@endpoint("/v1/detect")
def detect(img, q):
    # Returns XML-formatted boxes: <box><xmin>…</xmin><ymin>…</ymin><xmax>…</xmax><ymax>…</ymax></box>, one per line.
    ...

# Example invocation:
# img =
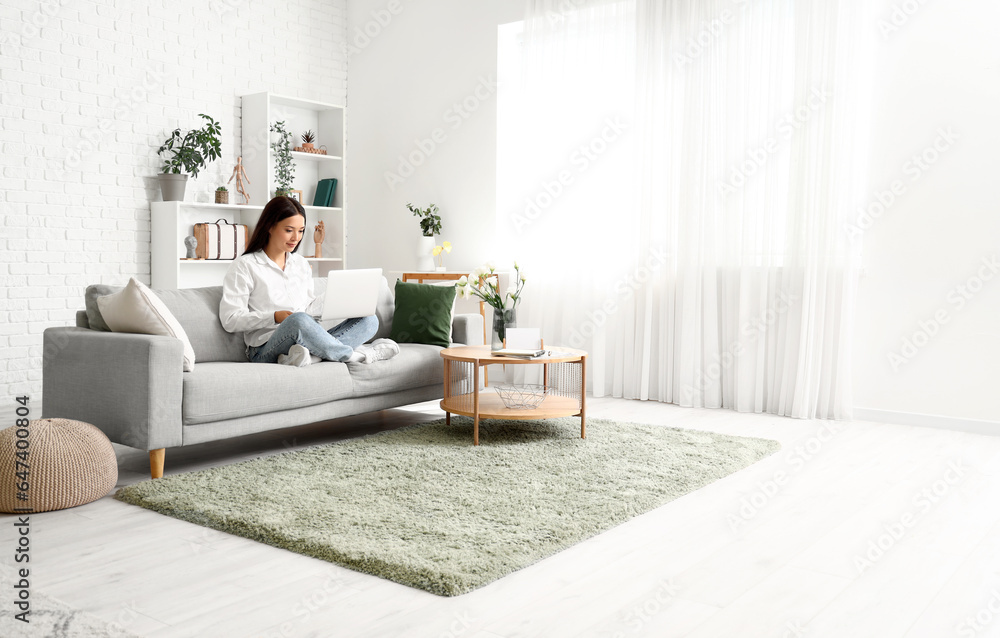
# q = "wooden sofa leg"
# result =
<box><xmin>149</xmin><ymin>449</ymin><xmax>165</xmax><ymax>479</ymax></box>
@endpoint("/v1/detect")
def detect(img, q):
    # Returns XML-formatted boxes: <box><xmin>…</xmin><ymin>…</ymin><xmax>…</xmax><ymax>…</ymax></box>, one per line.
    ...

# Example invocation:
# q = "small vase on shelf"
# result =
<box><xmin>491</xmin><ymin>307</ymin><xmax>517</xmax><ymax>351</ymax></box>
<box><xmin>417</xmin><ymin>235</ymin><xmax>436</xmax><ymax>271</ymax></box>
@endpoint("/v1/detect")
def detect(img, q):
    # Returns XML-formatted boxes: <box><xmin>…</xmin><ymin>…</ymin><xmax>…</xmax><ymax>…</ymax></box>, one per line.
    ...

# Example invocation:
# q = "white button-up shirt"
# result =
<box><xmin>219</xmin><ymin>251</ymin><xmax>324</xmax><ymax>347</ymax></box>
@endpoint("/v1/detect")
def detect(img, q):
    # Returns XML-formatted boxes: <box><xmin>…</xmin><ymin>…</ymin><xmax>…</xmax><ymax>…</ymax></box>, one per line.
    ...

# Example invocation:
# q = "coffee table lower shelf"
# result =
<box><xmin>440</xmin><ymin>393</ymin><xmax>585</xmax><ymax>445</ymax></box>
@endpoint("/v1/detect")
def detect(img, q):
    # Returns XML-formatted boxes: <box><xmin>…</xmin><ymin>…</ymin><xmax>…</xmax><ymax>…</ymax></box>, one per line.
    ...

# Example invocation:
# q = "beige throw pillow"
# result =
<box><xmin>96</xmin><ymin>278</ymin><xmax>196</xmax><ymax>372</ymax></box>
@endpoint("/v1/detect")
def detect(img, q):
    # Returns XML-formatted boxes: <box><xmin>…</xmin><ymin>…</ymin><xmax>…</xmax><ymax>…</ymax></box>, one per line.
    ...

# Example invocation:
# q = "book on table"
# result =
<box><xmin>492</xmin><ymin>349</ymin><xmax>547</xmax><ymax>359</ymax></box>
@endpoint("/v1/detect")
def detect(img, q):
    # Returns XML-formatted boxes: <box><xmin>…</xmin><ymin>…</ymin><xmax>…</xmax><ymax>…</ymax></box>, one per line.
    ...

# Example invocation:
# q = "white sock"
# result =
<box><xmin>277</xmin><ymin>344</ymin><xmax>313</xmax><ymax>367</ymax></box>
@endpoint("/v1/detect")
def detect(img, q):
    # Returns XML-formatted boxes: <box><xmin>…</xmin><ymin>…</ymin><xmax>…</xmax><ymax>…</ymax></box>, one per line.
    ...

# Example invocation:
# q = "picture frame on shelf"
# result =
<box><xmin>289</xmin><ymin>190</ymin><xmax>303</xmax><ymax>203</ymax></box>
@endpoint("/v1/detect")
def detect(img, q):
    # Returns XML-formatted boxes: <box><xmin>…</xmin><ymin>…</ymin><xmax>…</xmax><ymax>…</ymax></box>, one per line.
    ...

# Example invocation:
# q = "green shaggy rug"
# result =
<box><xmin>115</xmin><ymin>417</ymin><xmax>779</xmax><ymax>596</ymax></box>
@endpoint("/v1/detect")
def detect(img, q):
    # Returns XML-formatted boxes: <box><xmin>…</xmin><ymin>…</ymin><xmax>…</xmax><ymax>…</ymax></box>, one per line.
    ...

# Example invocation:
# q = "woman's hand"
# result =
<box><xmin>274</xmin><ymin>310</ymin><xmax>293</xmax><ymax>324</ymax></box>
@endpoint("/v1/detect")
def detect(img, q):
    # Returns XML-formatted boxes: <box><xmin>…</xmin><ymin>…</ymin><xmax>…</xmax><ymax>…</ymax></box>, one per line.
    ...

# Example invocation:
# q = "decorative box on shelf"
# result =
<box><xmin>151</xmin><ymin>201</ymin><xmax>347</xmax><ymax>289</ymax></box>
<box><xmin>292</xmin><ymin>146</ymin><xmax>328</xmax><ymax>155</ymax></box>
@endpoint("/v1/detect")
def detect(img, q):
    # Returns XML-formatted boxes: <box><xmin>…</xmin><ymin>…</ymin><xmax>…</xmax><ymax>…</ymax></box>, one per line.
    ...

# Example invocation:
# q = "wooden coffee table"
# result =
<box><xmin>439</xmin><ymin>345</ymin><xmax>587</xmax><ymax>445</ymax></box>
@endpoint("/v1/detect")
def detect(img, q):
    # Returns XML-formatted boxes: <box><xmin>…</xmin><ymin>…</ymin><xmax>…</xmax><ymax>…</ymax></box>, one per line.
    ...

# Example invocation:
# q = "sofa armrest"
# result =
<box><xmin>42</xmin><ymin>327</ymin><xmax>184</xmax><ymax>451</ymax></box>
<box><xmin>452</xmin><ymin>313</ymin><xmax>484</xmax><ymax>346</ymax></box>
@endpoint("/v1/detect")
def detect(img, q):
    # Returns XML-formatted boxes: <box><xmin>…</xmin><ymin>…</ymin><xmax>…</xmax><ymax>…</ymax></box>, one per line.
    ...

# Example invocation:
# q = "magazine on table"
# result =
<box><xmin>492</xmin><ymin>348</ymin><xmax>547</xmax><ymax>359</ymax></box>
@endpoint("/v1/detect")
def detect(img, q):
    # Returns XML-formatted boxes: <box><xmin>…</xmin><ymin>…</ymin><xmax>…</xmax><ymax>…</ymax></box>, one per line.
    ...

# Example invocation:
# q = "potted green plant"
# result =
<box><xmin>407</xmin><ymin>202</ymin><xmax>442</xmax><ymax>271</ymax></box>
<box><xmin>215</xmin><ymin>186</ymin><xmax>228</xmax><ymax>205</ymax></box>
<box><xmin>156</xmin><ymin>114</ymin><xmax>222</xmax><ymax>202</ymax></box>
<box><xmin>301</xmin><ymin>130</ymin><xmax>316</xmax><ymax>151</ymax></box>
<box><xmin>270</xmin><ymin>121</ymin><xmax>295</xmax><ymax>197</ymax></box>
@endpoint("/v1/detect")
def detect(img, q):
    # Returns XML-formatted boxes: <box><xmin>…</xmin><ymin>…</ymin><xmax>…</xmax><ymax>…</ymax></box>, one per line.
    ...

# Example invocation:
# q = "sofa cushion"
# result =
<box><xmin>86</xmin><ymin>284</ymin><xmax>247</xmax><ymax>363</ymax></box>
<box><xmin>182</xmin><ymin>361</ymin><xmax>355</xmax><ymax>425</ymax></box>
<box><xmin>96</xmin><ymin>278</ymin><xmax>197</xmax><ymax>372</ymax></box>
<box><xmin>389</xmin><ymin>281</ymin><xmax>457</xmax><ymax>348</ymax></box>
<box><xmin>347</xmin><ymin>342</ymin><xmax>446</xmax><ymax>396</ymax></box>
<box><xmin>153</xmin><ymin>287</ymin><xmax>247</xmax><ymax>363</ymax></box>
<box><xmin>85</xmin><ymin>284</ymin><xmax>120</xmax><ymax>332</ymax></box>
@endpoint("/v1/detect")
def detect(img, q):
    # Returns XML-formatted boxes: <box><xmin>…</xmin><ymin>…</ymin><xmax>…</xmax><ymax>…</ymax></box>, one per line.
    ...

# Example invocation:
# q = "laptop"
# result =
<box><xmin>313</xmin><ymin>268</ymin><xmax>383</xmax><ymax>322</ymax></box>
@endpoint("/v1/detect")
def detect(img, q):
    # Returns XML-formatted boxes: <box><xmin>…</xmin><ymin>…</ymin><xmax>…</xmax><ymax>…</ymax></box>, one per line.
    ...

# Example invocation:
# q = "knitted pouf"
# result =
<box><xmin>0</xmin><ymin>418</ymin><xmax>118</xmax><ymax>513</ymax></box>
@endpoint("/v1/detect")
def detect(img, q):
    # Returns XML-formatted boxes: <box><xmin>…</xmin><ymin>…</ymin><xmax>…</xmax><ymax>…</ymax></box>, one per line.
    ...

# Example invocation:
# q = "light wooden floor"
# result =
<box><xmin>3</xmin><ymin>397</ymin><xmax>1000</xmax><ymax>638</ymax></box>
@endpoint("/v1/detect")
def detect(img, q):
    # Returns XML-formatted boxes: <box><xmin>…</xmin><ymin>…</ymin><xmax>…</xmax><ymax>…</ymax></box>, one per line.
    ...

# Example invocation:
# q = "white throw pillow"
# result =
<box><xmin>97</xmin><ymin>278</ymin><xmax>197</xmax><ymax>372</ymax></box>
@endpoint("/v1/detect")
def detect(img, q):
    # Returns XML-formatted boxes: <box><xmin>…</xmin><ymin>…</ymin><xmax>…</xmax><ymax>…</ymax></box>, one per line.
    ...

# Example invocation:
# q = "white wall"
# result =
<box><xmin>347</xmin><ymin>0</ymin><xmax>1000</xmax><ymax>428</ymax></box>
<box><xmin>853</xmin><ymin>0</ymin><xmax>1000</xmax><ymax>427</ymax></box>
<box><xmin>345</xmin><ymin>0</ymin><xmax>522</xmax><ymax>273</ymax></box>
<box><xmin>0</xmin><ymin>0</ymin><xmax>347</xmax><ymax>410</ymax></box>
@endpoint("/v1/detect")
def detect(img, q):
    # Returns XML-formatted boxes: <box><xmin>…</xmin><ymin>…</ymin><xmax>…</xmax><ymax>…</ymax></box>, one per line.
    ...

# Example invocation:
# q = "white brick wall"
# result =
<box><xmin>0</xmin><ymin>0</ymin><xmax>348</xmax><ymax>413</ymax></box>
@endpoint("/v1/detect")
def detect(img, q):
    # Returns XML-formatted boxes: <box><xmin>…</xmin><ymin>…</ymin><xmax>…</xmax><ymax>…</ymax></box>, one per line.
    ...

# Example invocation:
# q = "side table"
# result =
<box><xmin>439</xmin><ymin>345</ymin><xmax>587</xmax><ymax>445</ymax></box>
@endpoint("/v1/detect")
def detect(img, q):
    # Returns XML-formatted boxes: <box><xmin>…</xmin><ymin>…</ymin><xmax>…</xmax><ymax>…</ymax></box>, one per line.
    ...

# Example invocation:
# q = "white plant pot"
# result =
<box><xmin>158</xmin><ymin>173</ymin><xmax>188</xmax><ymax>202</ymax></box>
<box><xmin>417</xmin><ymin>236</ymin><xmax>436</xmax><ymax>271</ymax></box>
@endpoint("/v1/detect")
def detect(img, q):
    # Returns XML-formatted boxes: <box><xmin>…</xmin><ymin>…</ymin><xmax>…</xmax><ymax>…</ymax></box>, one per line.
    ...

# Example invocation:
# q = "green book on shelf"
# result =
<box><xmin>313</xmin><ymin>178</ymin><xmax>338</xmax><ymax>207</ymax></box>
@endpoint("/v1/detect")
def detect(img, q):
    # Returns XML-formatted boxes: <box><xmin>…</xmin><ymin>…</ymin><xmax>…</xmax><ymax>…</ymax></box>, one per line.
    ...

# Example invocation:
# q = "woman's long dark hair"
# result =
<box><xmin>243</xmin><ymin>196</ymin><xmax>307</xmax><ymax>256</ymax></box>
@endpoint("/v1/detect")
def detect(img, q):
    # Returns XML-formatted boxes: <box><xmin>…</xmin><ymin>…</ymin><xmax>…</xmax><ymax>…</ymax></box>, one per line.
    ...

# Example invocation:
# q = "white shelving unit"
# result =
<box><xmin>240</xmin><ymin>92</ymin><xmax>345</xmax><ymax>209</ymax></box>
<box><xmin>290</xmin><ymin>151</ymin><xmax>343</xmax><ymax>163</ymax></box>
<box><xmin>150</xmin><ymin>92</ymin><xmax>348</xmax><ymax>290</ymax></box>
<box><xmin>150</xmin><ymin>201</ymin><xmax>344</xmax><ymax>289</ymax></box>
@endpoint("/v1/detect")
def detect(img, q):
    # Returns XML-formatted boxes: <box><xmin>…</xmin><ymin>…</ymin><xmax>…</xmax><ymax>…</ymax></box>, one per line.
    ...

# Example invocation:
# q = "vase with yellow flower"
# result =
<box><xmin>457</xmin><ymin>261</ymin><xmax>526</xmax><ymax>351</ymax></box>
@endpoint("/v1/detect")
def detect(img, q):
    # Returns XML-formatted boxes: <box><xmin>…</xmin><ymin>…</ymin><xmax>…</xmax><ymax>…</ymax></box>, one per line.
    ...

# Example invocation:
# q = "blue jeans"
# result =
<box><xmin>246</xmin><ymin>313</ymin><xmax>379</xmax><ymax>364</ymax></box>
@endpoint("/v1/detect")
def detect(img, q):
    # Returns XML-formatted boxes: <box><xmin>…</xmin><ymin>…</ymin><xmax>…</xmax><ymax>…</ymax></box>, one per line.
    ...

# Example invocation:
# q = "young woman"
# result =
<box><xmin>220</xmin><ymin>196</ymin><xmax>398</xmax><ymax>366</ymax></box>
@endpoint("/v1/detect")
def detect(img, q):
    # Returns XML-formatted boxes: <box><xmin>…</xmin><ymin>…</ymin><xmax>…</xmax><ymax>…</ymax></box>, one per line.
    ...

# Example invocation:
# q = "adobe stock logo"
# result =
<box><xmin>718</xmin><ymin>87</ymin><xmax>830</xmax><ymax>195</ymax></box>
<box><xmin>683</xmin><ymin>290</ymin><xmax>798</xmax><ymax>403</ymax></box>
<box><xmin>887</xmin><ymin>254</ymin><xmax>999</xmax><ymax>371</ymax></box>
<box><xmin>844</xmin><ymin>127</ymin><xmax>958</xmax><ymax>242</ymax></box>
<box><xmin>672</xmin><ymin>10</ymin><xmax>736</xmax><ymax>67</ymax></box>
<box><xmin>878</xmin><ymin>0</ymin><xmax>933</xmax><ymax>40</ymax></box>
<box><xmin>383</xmin><ymin>75</ymin><xmax>498</xmax><ymax>190</ymax></box>
<box><xmin>957</xmin><ymin>591</ymin><xmax>1000</xmax><ymax>638</ymax></box>
<box><xmin>0</xmin><ymin>0</ymin><xmax>73</xmax><ymax>57</ymax></box>
<box><xmin>727</xmin><ymin>420</ymin><xmax>845</xmax><ymax>533</ymax></box>
<box><xmin>510</xmin><ymin>116</ymin><xmax>629</xmax><ymax>233</ymax></box>
<box><xmin>342</xmin><ymin>0</ymin><xmax>403</xmax><ymax>59</ymax></box>
<box><xmin>853</xmin><ymin>460</ymin><xmax>967</xmax><ymax>574</ymax></box>
<box><xmin>566</xmin><ymin>248</ymin><xmax>667</xmax><ymax>349</ymax></box>
<box><xmin>606</xmin><ymin>579</ymin><xmax>679</xmax><ymax>637</ymax></box>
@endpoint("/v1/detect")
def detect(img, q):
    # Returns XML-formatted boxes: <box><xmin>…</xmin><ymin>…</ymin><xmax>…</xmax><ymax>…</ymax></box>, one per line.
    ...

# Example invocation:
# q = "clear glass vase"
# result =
<box><xmin>491</xmin><ymin>307</ymin><xmax>517</xmax><ymax>351</ymax></box>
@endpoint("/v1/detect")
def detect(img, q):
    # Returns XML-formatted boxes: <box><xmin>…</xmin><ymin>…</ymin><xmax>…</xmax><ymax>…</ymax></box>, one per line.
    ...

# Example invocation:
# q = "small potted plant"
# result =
<box><xmin>156</xmin><ymin>114</ymin><xmax>222</xmax><ymax>201</ymax></box>
<box><xmin>270</xmin><ymin>121</ymin><xmax>295</xmax><ymax>197</ymax></box>
<box><xmin>406</xmin><ymin>203</ymin><xmax>442</xmax><ymax>271</ymax></box>
<box><xmin>215</xmin><ymin>186</ymin><xmax>228</xmax><ymax>204</ymax></box>
<box><xmin>301</xmin><ymin>130</ymin><xmax>316</xmax><ymax>151</ymax></box>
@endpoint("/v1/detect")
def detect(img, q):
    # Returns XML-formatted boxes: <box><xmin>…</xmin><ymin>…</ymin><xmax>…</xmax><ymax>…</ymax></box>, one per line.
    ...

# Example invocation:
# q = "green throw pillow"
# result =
<box><xmin>389</xmin><ymin>280</ymin><xmax>457</xmax><ymax>347</ymax></box>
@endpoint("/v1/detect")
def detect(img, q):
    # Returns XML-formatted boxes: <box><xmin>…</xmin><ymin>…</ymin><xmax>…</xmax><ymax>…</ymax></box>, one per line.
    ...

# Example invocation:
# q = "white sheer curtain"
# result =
<box><xmin>498</xmin><ymin>0</ymin><xmax>873</xmax><ymax>419</ymax></box>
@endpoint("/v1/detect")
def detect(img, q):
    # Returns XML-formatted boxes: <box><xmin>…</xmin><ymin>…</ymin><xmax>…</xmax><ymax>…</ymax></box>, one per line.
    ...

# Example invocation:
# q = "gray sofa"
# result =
<box><xmin>42</xmin><ymin>277</ymin><xmax>482</xmax><ymax>478</ymax></box>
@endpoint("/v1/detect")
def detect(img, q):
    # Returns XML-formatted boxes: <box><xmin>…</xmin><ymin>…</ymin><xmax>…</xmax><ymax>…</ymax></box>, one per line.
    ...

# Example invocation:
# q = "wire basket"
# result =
<box><xmin>494</xmin><ymin>384</ymin><xmax>549</xmax><ymax>410</ymax></box>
